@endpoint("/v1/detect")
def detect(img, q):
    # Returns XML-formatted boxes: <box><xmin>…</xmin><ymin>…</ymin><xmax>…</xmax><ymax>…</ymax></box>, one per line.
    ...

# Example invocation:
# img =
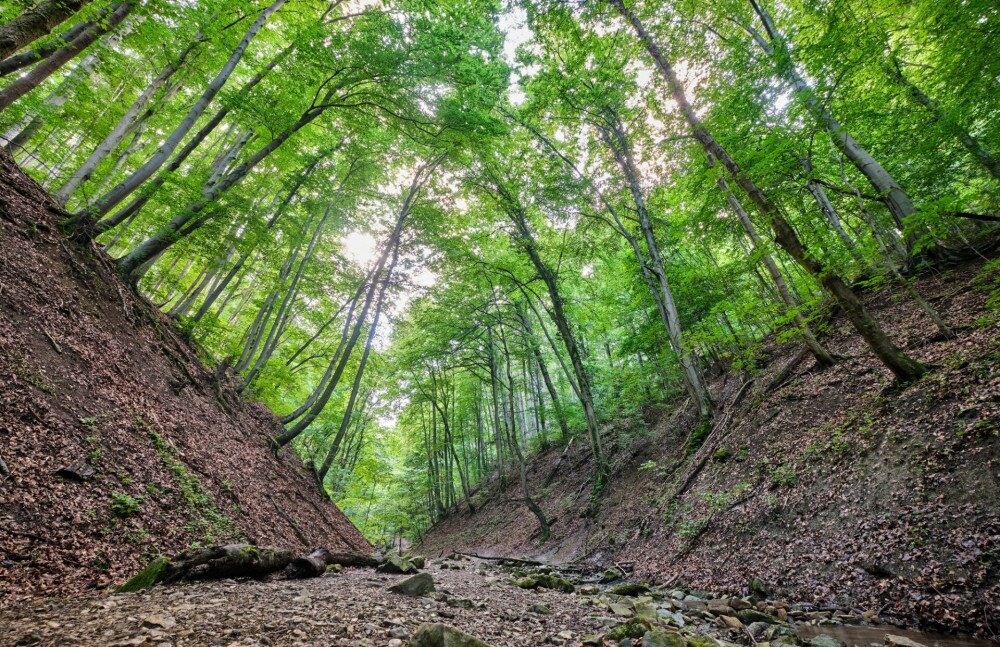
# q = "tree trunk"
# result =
<box><xmin>611</xmin><ymin>0</ymin><xmax>926</xmax><ymax>382</ymax></box>
<box><xmin>70</xmin><ymin>0</ymin><xmax>287</xmax><ymax>230</ymax></box>
<box><xmin>0</xmin><ymin>2</ymin><xmax>131</xmax><ymax>112</ymax></box>
<box><xmin>0</xmin><ymin>0</ymin><xmax>92</xmax><ymax>61</ymax></box>
<box><xmin>887</xmin><ymin>58</ymin><xmax>1000</xmax><ymax>180</ymax></box>
<box><xmin>53</xmin><ymin>33</ymin><xmax>203</xmax><ymax>203</ymax></box>
<box><xmin>600</xmin><ymin>114</ymin><xmax>712</xmax><ymax>416</ymax></box>
<box><xmin>746</xmin><ymin>0</ymin><xmax>917</xmax><ymax>237</ymax></box>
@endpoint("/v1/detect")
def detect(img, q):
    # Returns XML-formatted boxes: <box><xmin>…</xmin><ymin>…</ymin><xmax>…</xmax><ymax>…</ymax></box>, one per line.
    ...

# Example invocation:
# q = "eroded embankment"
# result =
<box><xmin>418</xmin><ymin>258</ymin><xmax>1000</xmax><ymax>637</ymax></box>
<box><xmin>0</xmin><ymin>150</ymin><xmax>370</xmax><ymax>603</ymax></box>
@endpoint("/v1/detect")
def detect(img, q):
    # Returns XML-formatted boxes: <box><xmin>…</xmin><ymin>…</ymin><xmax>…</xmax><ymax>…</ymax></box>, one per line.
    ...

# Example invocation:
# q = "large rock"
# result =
<box><xmin>808</xmin><ymin>635</ymin><xmax>847</xmax><ymax>647</ymax></box>
<box><xmin>643</xmin><ymin>629</ymin><xmax>685</xmax><ymax>647</ymax></box>
<box><xmin>884</xmin><ymin>636</ymin><xmax>928</xmax><ymax>647</ymax></box>
<box><xmin>378</xmin><ymin>553</ymin><xmax>417</xmax><ymax>574</ymax></box>
<box><xmin>736</xmin><ymin>609</ymin><xmax>780</xmax><ymax>625</ymax></box>
<box><xmin>410</xmin><ymin>623</ymin><xmax>489</xmax><ymax>647</ymax></box>
<box><xmin>607</xmin><ymin>582</ymin><xmax>652</xmax><ymax>597</ymax></box>
<box><xmin>513</xmin><ymin>574</ymin><xmax>574</xmax><ymax>593</ymax></box>
<box><xmin>389</xmin><ymin>572</ymin><xmax>435</xmax><ymax>596</ymax></box>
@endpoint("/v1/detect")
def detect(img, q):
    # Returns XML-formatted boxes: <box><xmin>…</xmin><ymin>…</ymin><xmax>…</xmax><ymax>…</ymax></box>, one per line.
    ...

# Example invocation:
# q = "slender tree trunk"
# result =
<box><xmin>276</xmin><ymin>160</ymin><xmax>438</xmax><ymax>445</ymax></box>
<box><xmin>600</xmin><ymin>115</ymin><xmax>712</xmax><ymax>416</ymax></box>
<box><xmin>116</xmin><ymin>101</ymin><xmax>327</xmax><ymax>280</ymax></box>
<box><xmin>887</xmin><ymin>58</ymin><xmax>1000</xmax><ymax>180</ymax></box>
<box><xmin>70</xmin><ymin>0</ymin><xmax>287</xmax><ymax>230</ymax></box>
<box><xmin>745</xmin><ymin>1</ymin><xmax>917</xmax><ymax>238</ymax></box>
<box><xmin>53</xmin><ymin>34</ymin><xmax>204</xmax><ymax>203</ymax></box>
<box><xmin>717</xmin><ymin>165</ymin><xmax>835</xmax><ymax>366</ymax></box>
<box><xmin>495</xmin><ymin>186</ymin><xmax>607</xmax><ymax>486</ymax></box>
<box><xmin>612</xmin><ymin>0</ymin><xmax>926</xmax><ymax>382</ymax></box>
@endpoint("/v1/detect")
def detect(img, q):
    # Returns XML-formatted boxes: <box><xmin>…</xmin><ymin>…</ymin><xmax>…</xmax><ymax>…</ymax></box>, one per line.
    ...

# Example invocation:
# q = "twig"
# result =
<box><xmin>41</xmin><ymin>328</ymin><xmax>62</xmax><ymax>354</ymax></box>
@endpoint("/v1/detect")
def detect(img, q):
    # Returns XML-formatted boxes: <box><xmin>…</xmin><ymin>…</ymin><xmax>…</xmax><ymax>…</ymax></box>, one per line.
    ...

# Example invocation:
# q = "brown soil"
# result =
<box><xmin>418</xmin><ymin>258</ymin><xmax>1000</xmax><ymax>638</ymax></box>
<box><xmin>0</xmin><ymin>150</ymin><xmax>369</xmax><ymax>604</ymax></box>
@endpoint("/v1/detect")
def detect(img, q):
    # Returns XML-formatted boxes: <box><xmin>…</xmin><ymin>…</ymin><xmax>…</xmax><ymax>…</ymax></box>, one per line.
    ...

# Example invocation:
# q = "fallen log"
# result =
<box><xmin>162</xmin><ymin>544</ymin><xmax>294</xmax><ymax>583</ymax></box>
<box><xmin>324</xmin><ymin>551</ymin><xmax>383</xmax><ymax>568</ymax></box>
<box><xmin>287</xmin><ymin>548</ymin><xmax>334</xmax><ymax>578</ymax></box>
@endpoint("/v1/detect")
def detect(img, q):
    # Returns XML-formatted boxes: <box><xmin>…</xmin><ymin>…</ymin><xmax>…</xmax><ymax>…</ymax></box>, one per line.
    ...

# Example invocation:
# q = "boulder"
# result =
<box><xmin>605</xmin><ymin>618</ymin><xmax>652</xmax><ymax>641</ymax></box>
<box><xmin>411</xmin><ymin>556</ymin><xmax>426</xmax><ymax>569</ymax></box>
<box><xmin>388</xmin><ymin>573</ymin><xmax>435</xmax><ymax>597</ymax></box>
<box><xmin>378</xmin><ymin>553</ymin><xmax>417</xmax><ymax>574</ymax></box>
<box><xmin>410</xmin><ymin>623</ymin><xmax>488</xmax><ymax>647</ymax></box>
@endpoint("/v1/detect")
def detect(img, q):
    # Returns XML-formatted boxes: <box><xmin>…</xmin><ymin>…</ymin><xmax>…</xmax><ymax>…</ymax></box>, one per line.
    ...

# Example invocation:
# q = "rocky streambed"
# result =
<box><xmin>0</xmin><ymin>553</ymin><xmax>993</xmax><ymax>646</ymax></box>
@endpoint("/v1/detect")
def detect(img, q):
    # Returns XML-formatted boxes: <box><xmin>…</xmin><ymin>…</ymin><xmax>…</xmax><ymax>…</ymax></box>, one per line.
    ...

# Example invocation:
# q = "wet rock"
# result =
<box><xmin>55</xmin><ymin>461</ymin><xmax>96</xmax><ymax>482</ymax></box>
<box><xmin>388</xmin><ymin>573</ymin><xmax>435</xmax><ymax>597</ymax></box>
<box><xmin>706</xmin><ymin>599</ymin><xmax>734</xmax><ymax>615</ymax></box>
<box><xmin>885</xmin><ymin>636</ymin><xmax>928</xmax><ymax>647</ymax></box>
<box><xmin>410</xmin><ymin>623</ymin><xmax>488</xmax><ymax>647</ymax></box>
<box><xmin>642</xmin><ymin>629</ymin><xmax>685</xmax><ymax>647</ymax></box>
<box><xmin>600</xmin><ymin>569</ymin><xmax>622</xmax><ymax>583</ymax></box>
<box><xmin>808</xmin><ymin>635</ymin><xmax>847</xmax><ymax>647</ymax></box>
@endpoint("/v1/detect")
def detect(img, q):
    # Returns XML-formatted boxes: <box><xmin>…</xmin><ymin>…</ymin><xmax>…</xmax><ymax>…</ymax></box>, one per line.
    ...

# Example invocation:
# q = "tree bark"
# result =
<box><xmin>0</xmin><ymin>0</ymin><xmax>92</xmax><ymax>61</ymax></box>
<box><xmin>0</xmin><ymin>2</ymin><xmax>131</xmax><ymax>112</ymax></box>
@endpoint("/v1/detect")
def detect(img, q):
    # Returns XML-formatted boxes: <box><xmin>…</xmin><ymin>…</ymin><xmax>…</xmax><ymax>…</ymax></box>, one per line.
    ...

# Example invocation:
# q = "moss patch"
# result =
<box><xmin>117</xmin><ymin>556</ymin><xmax>170</xmax><ymax>592</ymax></box>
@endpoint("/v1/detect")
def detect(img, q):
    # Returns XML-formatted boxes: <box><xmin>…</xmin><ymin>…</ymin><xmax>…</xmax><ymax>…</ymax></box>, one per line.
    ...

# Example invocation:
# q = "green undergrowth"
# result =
<box><xmin>143</xmin><ymin>420</ymin><xmax>234</xmax><ymax>540</ymax></box>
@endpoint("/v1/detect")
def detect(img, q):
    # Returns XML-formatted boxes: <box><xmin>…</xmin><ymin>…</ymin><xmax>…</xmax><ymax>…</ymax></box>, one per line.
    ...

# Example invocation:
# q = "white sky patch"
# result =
<box><xmin>341</xmin><ymin>231</ymin><xmax>378</xmax><ymax>267</ymax></box>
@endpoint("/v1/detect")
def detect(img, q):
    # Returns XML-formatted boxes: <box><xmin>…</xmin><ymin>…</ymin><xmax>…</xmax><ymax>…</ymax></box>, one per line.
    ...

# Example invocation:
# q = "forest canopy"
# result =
<box><xmin>1</xmin><ymin>0</ymin><xmax>997</xmax><ymax>543</ymax></box>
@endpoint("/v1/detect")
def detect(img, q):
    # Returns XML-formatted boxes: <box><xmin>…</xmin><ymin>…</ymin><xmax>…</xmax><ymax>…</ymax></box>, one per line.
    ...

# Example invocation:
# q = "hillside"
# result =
<box><xmin>417</xmin><ymin>259</ymin><xmax>1000</xmax><ymax>637</ymax></box>
<box><xmin>0</xmin><ymin>150</ymin><xmax>369</xmax><ymax>604</ymax></box>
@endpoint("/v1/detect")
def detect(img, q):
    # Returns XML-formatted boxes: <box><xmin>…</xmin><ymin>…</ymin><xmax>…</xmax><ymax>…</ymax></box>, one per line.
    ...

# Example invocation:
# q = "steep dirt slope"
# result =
<box><xmin>418</xmin><ymin>258</ymin><xmax>1000</xmax><ymax>637</ymax></box>
<box><xmin>0</xmin><ymin>151</ymin><xmax>369</xmax><ymax>604</ymax></box>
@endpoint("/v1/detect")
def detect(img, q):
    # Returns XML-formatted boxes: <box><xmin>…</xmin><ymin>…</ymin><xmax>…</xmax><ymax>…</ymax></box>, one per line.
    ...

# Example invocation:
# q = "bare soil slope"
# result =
<box><xmin>418</xmin><ymin>258</ymin><xmax>1000</xmax><ymax>637</ymax></box>
<box><xmin>0</xmin><ymin>151</ymin><xmax>369</xmax><ymax>604</ymax></box>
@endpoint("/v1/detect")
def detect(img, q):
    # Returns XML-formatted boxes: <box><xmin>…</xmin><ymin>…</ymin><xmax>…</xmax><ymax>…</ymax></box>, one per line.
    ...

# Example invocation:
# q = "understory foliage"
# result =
<box><xmin>1</xmin><ymin>0</ymin><xmax>996</xmax><ymax>543</ymax></box>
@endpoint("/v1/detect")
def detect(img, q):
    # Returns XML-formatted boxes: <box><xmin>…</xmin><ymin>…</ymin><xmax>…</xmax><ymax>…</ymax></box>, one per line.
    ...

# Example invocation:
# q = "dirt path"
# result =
<box><xmin>0</xmin><ymin>558</ymin><xmax>606</xmax><ymax>646</ymax></box>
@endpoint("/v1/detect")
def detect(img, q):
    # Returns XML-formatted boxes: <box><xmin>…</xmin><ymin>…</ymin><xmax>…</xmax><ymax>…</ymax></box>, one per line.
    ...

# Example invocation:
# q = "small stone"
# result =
<box><xmin>558</xmin><ymin>630</ymin><xmax>574</xmax><ymax>640</ymax></box>
<box><xmin>389</xmin><ymin>641</ymin><xmax>403</xmax><ymax>647</ymax></box>
<box><xmin>720</xmin><ymin>616</ymin><xmax>742</xmax><ymax>629</ymax></box>
<box><xmin>141</xmin><ymin>614</ymin><xmax>176</xmax><ymax>631</ymax></box>
<box><xmin>529</xmin><ymin>604</ymin><xmax>551</xmax><ymax>615</ymax></box>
